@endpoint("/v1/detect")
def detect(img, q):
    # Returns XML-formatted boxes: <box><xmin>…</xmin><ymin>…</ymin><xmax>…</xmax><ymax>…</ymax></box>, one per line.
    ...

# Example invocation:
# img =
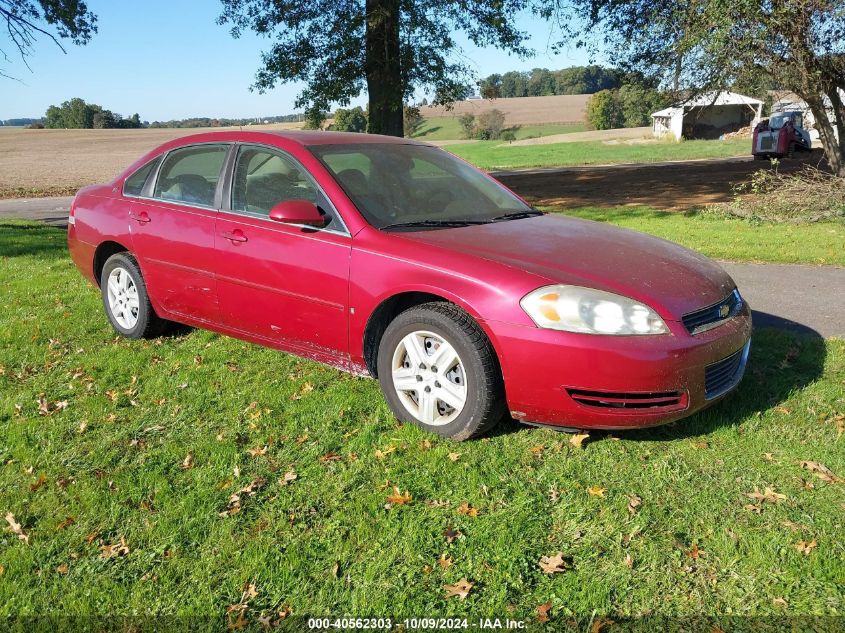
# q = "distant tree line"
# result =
<box><xmin>44</xmin><ymin>98</ymin><xmax>143</xmax><ymax>129</ymax></box>
<box><xmin>0</xmin><ymin>118</ymin><xmax>42</xmax><ymax>127</ymax></box>
<box><xmin>478</xmin><ymin>66</ymin><xmax>624</xmax><ymax>98</ymax></box>
<box><xmin>149</xmin><ymin>113</ymin><xmax>306</xmax><ymax>128</ymax></box>
<box><xmin>586</xmin><ymin>85</ymin><xmax>670</xmax><ymax>130</ymax></box>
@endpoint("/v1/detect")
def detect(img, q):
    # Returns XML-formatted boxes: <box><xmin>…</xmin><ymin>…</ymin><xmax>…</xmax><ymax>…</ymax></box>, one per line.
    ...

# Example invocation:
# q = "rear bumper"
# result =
<box><xmin>489</xmin><ymin>304</ymin><xmax>753</xmax><ymax>430</ymax></box>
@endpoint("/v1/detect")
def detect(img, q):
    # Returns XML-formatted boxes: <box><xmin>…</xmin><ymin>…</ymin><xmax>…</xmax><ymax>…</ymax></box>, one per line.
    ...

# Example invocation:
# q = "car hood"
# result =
<box><xmin>398</xmin><ymin>214</ymin><xmax>735</xmax><ymax>320</ymax></box>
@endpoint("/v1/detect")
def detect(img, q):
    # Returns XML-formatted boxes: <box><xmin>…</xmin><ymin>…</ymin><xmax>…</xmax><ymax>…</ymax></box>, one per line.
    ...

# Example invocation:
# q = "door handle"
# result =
<box><xmin>129</xmin><ymin>211</ymin><xmax>151</xmax><ymax>224</ymax></box>
<box><xmin>221</xmin><ymin>230</ymin><xmax>248</xmax><ymax>243</ymax></box>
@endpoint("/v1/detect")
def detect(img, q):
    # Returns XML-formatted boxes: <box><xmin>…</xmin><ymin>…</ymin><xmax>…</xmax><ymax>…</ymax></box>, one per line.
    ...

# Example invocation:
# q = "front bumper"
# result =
<box><xmin>488</xmin><ymin>304</ymin><xmax>752</xmax><ymax>430</ymax></box>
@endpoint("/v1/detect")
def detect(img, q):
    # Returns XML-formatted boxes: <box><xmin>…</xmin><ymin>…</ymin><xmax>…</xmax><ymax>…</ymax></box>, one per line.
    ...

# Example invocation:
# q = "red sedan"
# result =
<box><xmin>68</xmin><ymin>131</ymin><xmax>751</xmax><ymax>440</ymax></box>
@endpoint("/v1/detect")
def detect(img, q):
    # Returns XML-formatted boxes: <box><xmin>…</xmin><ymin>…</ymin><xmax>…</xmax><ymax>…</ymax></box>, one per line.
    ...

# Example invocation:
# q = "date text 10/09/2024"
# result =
<box><xmin>307</xmin><ymin>618</ymin><xmax>527</xmax><ymax>629</ymax></box>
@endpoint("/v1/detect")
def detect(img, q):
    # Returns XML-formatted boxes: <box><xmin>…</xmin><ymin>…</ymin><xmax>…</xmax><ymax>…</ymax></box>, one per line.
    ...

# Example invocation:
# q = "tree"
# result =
<box><xmin>330</xmin><ymin>106</ymin><xmax>368</xmax><ymax>132</ymax></box>
<box><xmin>567</xmin><ymin>0</ymin><xmax>845</xmax><ymax>174</ymax></box>
<box><xmin>1</xmin><ymin>0</ymin><xmax>97</xmax><ymax>79</ymax></box>
<box><xmin>403</xmin><ymin>105</ymin><xmax>424</xmax><ymax>137</ymax></box>
<box><xmin>43</xmin><ymin>98</ymin><xmax>143</xmax><ymax>129</ymax></box>
<box><xmin>475</xmin><ymin>109</ymin><xmax>506</xmax><ymax>139</ymax></box>
<box><xmin>218</xmin><ymin>1</ymin><xmax>534</xmax><ymax>137</ymax></box>
<box><xmin>458</xmin><ymin>114</ymin><xmax>476</xmax><ymax>139</ymax></box>
<box><xmin>586</xmin><ymin>90</ymin><xmax>623</xmax><ymax>129</ymax></box>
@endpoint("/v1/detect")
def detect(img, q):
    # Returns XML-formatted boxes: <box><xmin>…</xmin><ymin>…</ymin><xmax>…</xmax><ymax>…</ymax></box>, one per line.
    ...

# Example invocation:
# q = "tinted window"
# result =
<box><xmin>123</xmin><ymin>158</ymin><xmax>160</xmax><ymax>197</ymax></box>
<box><xmin>231</xmin><ymin>147</ymin><xmax>320</xmax><ymax>217</ymax></box>
<box><xmin>153</xmin><ymin>145</ymin><xmax>228</xmax><ymax>207</ymax></box>
<box><xmin>310</xmin><ymin>143</ymin><xmax>531</xmax><ymax>229</ymax></box>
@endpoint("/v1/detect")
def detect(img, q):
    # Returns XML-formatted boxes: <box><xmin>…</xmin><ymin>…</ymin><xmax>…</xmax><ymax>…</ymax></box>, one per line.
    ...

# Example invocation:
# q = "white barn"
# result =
<box><xmin>652</xmin><ymin>91</ymin><xmax>763</xmax><ymax>141</ymax></box>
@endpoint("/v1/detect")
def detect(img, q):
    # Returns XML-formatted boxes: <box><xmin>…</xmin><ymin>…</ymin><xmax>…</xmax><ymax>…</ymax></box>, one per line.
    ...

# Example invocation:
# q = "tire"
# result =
<box><xmin>787</xmin><ymin>143</ymin><xmax>795</xmax><ymax>159</ymax></box>
<box><xmin>376</xmin><ymin>302</ymin><xmax>506</xmax><ymax>440</ymax></box>
<box><xmin>100</xmin><ymin>252</ymin><xmax>167</xmax><ymax>339</ymax></box>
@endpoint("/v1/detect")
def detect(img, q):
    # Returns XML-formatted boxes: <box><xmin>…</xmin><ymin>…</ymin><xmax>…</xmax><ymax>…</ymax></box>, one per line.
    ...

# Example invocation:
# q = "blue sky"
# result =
<box><xmin>2</xmin><ymin>1</ymin><xmax>598</xmax><ymax>121</ymax></box>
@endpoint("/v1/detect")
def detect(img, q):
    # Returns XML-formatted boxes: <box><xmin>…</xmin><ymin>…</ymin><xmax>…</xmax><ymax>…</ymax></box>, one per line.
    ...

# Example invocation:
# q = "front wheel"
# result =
<box><xmin>376</xmin><ymin>303</ymin><xmax>506</xmax><ymax>440</ymax></box>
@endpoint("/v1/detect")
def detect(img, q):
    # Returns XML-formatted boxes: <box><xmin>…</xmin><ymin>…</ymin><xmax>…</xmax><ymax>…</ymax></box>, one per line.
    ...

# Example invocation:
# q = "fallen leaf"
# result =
<box><xmin>538</xmin><ymin>552</ymin><xmax>571</xmax><ymax>574</ymax></box>
<box><xmin>762</xmin><ymin>452</ymin><xmax>775</xmax><ymax>462</ymax></box>
<box><xmin>687</xmin><ymin>544</ymin><xmax>702</xmax><ymax>560</ymax></box>
<box><xmin>180</xmin><ymin>453</ymin><xmax>193</xmax><ymax>470</ymax></box>
<box><xmin>279</xmin><ymin>471</ymin><xmax>297</xmax><ymax>486</ymax></box>
<box><xmin>457</xmin><ymin>502</ymin><xmax>479</xmax><ymax>517</ymax></box>
<box><xmin>56</xmin><ymin>563</ymin><xmax>69</xmax><ymax>574</ymax></box>
<box><xmin>447</xmin><ymin>452</ymin><xmax>461</xmax><ymax>462</ymax></box>
<box><xmin>248</xmin><ymin>446</ymin><xmax>268</xmax><ymax>458</ymax></box>
<box><xmin>99</xmin><ymin>536</ymin><xmax>129</xmax><ymax>559</ymax></box>
<box><xmin>443</xmin><ymin>527</ymin><xmax>462</xmax><ymax>543</ymax></box>
<box><xmin>569</xmin><ymin>432</ymin><xmax>590</xmax><ymax>449</ymax></box>
<box><xmin>536</xmin><ymin>602</ymin><xmax>552</xmax><ymax>623</ymax></box>
<box><xmin>794</xmin><ymin>539</ymin><xmax>817</xmax><ymax>555</ymax></box>
<box><xmin>743</xmin><ymin>504</ymin><xmax>762</xmax><ymax>513</ymax></box>
<box><xmin>438</xmin><ymin>553</ymin><xmax>453</xmax><ymax>569</ymax></box>
<box><xmin>320</xmin><ymin>451</ymin><xmax>341</xmax><ymax>463</ymax></box>
<box><xmin>241</xmin><ymin>582</ymin><xmax>259</xmax><ymax>602</ymax></box>
<box><xmin>443</xmin><ymin>578</ymin><xmax>473</xmax><ymax>599</ymax></box>
<box><xmin>773</xmin><ymin>597</ymin><xmax>788</xmax><ymax>607</ymax></box>
<box><xmin>5</xmin><ymin>512</ymin><xmax>29</xmax><ymax>544</ymax></box>
<box><xmin>590</xmin><ymin>617</ymin><xmax>615</xmax><ymax>633</ymax></box>
<box><xmin>0</xmin><ymin>564</ymin><xmax>4</xmax><ymax>575</ymax></box>
<box><xmin>30</xmin><ymin>473</ymin><xmax>47</xmax><ymax>492</ymax></box>
<box><xmin>78</xmin><ymin>421</ymin><xmax>87</xmax><ymax>434</ymax></box>
<box><xmin>626</xmin><ymin>494</ymin><xmax>642</xmax><ymax>515</ymax></box>
<box><xmin>386</xmin><ymin>486</ymin><xmax>412</xmax><ymax>506</ymax></box>
<box><xmin>744</xmin><ymin>487</ymin><xmax>786</xmax><ymax>503</ymax></box>
<box><xmin>419</xmin><ymin>439</ymin><xmax>432</xmax><ymax>450</ymax></box>
<box><xmin>56</xmin><ymin>516</ymin><xmax>75</xmax><ymax>530</ymax></box>
<box><xmin>624</xmin><ymin>553</ymin><xmax>634</xmax><ymax>569</ymax></box>
<box><xmin>800</xmin><ymin>460</ymin><xmax>844</xmax><ymax>484</ymax></box>
<box><xmin>374</xmin><ymin>445</ymin><xmax>396</xmax><ymax>459</ymax></box>
<box><xmin>85</xmin><ymin>531</ymin><xmax>99</xmax><ymax>545</ymax></box>
<box><xmin>587</xmin><ymin>486</ymin><xmax>607</xmax><ymax>498</ymax></box>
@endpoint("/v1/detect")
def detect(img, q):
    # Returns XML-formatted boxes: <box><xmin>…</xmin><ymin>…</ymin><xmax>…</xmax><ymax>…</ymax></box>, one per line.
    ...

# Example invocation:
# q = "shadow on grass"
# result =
<box><xmin>0</xmin><ymin>221</ymin><xmax>68</xmax><ymax>259</ymax></box>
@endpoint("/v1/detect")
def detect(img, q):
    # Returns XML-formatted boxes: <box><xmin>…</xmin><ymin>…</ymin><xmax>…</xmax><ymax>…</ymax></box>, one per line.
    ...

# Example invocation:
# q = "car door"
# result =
<box><xmin>127</xmin><ymin>144</ymin><xmax>228</xmax><ymax>325</ymax></box>
<box><xmin>214</xmin><ymin>144</ymin><xmax>351</xmax><ymax>362</ymax></box>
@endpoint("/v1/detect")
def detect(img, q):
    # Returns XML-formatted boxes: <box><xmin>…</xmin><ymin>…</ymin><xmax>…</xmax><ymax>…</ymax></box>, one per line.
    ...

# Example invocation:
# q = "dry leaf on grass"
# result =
<box><xmin>447</xmin><ymin>452</ymin><xmax>461</xmax><ymax>462</ymax></box>
<box><xmin>590</xmin><ymin>617</ymin><xmax>615</xmax><ymax>633</ymax></box>
<box><xmin>744</xmin><ymin>487</ymin><xmax>786</xmax><ymax>503</ymax></box>
<box><xmin>100</xmin><ymin>536</ymin><xmax>129</xmax><ymax>559</ymax></box>
<box><xmin>438</xmin><ymin>553</ymin><xmax>453</xmax><ymax>569</ymax></box>
<box><xmin>30</xmin><ymin>473</ymin><xmax>47</xmax><ymax>492</ymax></box>
<box><xmin>56</xmin><ymin>516</ymin><xmax>75</xmax><ymax>530</ymax></box>
<box><xmin>374</xmin><ymin>445</ymin><xmax>396</xmax><ymax>459</ymax></box>
<box><xmin>443</xmin><ymin>527</ymin><xmax>462</xmax><ymax>543</ymax></box>
<box><xmin>626</xmin><ymin>494</ymin><xmax>642</xmax><ymax>515</ymax></box>
<box><xmin>773</xmin><ymin>597</ymin><xmax>789</xmax><ymax>607</ymax></box>
<box><xmin>536</xmin><ymin>602</ymin><xmax>552</xmax><ymax>623</ymax></box>
<box><xmin>569</xmin><ymin>433</ymin><xmax>590</xmax><ymax>449</ymax></box>
<box><xmin>279</xmin><ymin>471</ymin><xmax>297</xmax><ymax>486</ymax></box>
<box><xmin>800</xmin><ymin>461</ymin><xmax>844</xmax><ymax>483</ymax></box>
<box><xmin>538</xmin><ymin>552</ymin><xmax>571</xmax><ymax>574</ymax></box>
<box><xmin>5</xmin><ymin>513</ymin><xmax>29</xmax><ymax>544</ymax></box>
<box><xmin>794</xmin><ymin>539</ymin><xmax>817</xmax><ymax>555</ymax></box>
<box><xmin>588</xmin><ymin>486</ymin><xmax>607</xmax><ymax>498</ymax></box>
<box><xmin>443</xmin><ymin>578</ymin><xmax>474</xmax><ymax>599</ymax></box>
<box><xmin>56</xmin><ymin>563</ymin><xmax>69</xmax><ymax>575</ymax></box>
<box><xmin>457</xmin><ymin>502</ymin><xmax>479</xmax><ymax>517</ymax></box>
<box><xmin>248</xmin><ymin>446</ymin><xmax>268</xmax><ymax>458</ymax></box>
<box><xmin>180</xmin><ymin>453</ymin><xmax>193</xmax><ymax>470</ymax></box>
<box><xmin>624</xmin><ymin>553</ymin><xmax>634</xmax><ymax>569</ymax></box>
<box><xmin>385</xmin><ymin>487</ymin><xmax>412</xmax><ymax>507</ymax></box>
<box><xmin>320</xmin><ymin>451</ymin><xmax>342</xmax><ymax>463</ymax></box>
<box><xmin>687</xmin><ymin>544</ymin><xmax>702</xmax><ymax>560</ymax></box>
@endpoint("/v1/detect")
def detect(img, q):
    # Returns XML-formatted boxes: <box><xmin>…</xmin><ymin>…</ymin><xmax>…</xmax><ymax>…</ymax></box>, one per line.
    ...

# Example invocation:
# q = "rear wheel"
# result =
<box><xmin>100</xmin><ymin>252</ymin><xmax>167</xmax><ymax>339</ymax></box>
<box><xmin>376</xmin><ymin>302</ymin><xmax>506</xmax><ymax>440</ymax></box>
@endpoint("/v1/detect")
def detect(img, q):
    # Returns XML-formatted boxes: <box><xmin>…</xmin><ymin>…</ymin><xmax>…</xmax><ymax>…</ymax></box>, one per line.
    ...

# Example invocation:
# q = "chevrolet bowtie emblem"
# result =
<box><xmin>719</xmin><ymin>304</ymin><xmax>730</xmax><ymax>318</ymax></box>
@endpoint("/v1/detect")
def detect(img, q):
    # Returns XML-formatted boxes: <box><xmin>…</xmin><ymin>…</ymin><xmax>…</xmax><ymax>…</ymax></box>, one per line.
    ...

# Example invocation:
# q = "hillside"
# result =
<box><xmin>419</xmin><ymin>94</ymin><xmax>591</xmax><ymax>125</ymax></box>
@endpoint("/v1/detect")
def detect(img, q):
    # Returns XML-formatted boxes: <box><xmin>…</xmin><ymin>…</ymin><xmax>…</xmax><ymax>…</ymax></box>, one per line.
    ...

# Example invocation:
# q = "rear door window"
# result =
<box><xmin>123</xmin><ymin>157</ymin><xmax>161</xmax><ymax>197</ymax></box>
<box><xmin>153</xmin><ymin>145</ymin><xmax>228</xmax><ymax>208</ymax></box>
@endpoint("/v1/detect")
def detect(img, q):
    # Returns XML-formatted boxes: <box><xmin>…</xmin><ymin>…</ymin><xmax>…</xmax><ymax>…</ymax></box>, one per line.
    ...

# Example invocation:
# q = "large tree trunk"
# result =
<box><xmin>365</xmin><ymin>0</ymin><xmax>404</xmax><ymax>137</ymax></box>
<box><xmin>804</xmin><ymin>95</ymin><xmax>844</xmax><ymax>176</ymax></box>
<box><xmin>825</xmin><ymin>87</ymin><xmax>845</xmax><ymax>173</ymax></box>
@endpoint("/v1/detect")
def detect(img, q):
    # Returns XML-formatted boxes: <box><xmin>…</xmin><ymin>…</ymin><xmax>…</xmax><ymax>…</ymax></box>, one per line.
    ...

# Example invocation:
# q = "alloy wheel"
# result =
<box><xmin>106</xmin><ymin>266</ymin><xmax>140</xmax><ymax>330</ymax></box>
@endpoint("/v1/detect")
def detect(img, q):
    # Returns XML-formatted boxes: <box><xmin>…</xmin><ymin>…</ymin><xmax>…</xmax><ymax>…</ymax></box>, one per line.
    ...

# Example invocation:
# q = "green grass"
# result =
<box><xmin>1</xmin><ymin>221</ymin><xmax>844</xmax><ymax>626</ymax></box>
<box><xmin>448</xmin><ymin>138</ymin><xmax>750</xmax><ymax>170</ymax></box>
<box><xmin>542</xmin><ymin>206</ymin><xmax>845</xmax><ymax>267</ymax></box>
<box><xmin>412</xmin><ymin>117</ymin><xmax>587</xmax><ymax>142</ymax></box>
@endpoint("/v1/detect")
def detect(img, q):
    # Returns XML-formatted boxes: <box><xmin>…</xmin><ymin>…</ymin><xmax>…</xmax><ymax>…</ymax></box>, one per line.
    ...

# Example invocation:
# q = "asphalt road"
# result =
<box><xmin>2</xmin><ymin>195</ymin><xmax>843</xmax><ymax>338</ymax></box>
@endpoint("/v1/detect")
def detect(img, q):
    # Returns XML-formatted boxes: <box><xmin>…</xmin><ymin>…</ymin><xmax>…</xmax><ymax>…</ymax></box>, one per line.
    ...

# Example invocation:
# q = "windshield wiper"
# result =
<box><xmin>488</xmin><ymin>210</ymin><xmax>545</xmax><ymax>222</ymax></box>
<box><xmin>379</xmin><ymin>219</ymin><xmax>489</xmax><ymax>231</ymax></box>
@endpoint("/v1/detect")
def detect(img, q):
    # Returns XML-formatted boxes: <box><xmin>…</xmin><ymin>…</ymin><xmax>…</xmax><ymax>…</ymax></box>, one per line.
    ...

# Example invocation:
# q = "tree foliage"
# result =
<box><xmin>0</xmin><ymin>0</ymin><xmax>97</xmax><ymax>78</ymax></box>
<box><xmin>44</xmin><ymin>98</ymin><xmax>142</xmax><ymax>129</ymax></box>
<box><xmin>329</xmin><ymin>106</ymin><xmax>368</xmax><ymax>132</ymax></box>
<box><xmin>217</xmin><ymin>0</ymin><xmax>535</xmax><ymax>136</ymax></box>
<box><xmin>565</xmin><ymin>0</ymin><xmax>845</xmax><ymax>173</ymax></box>
<box><xmin>479</xmin><ymin>65</ymin><xmax>623</xmax><ymax>98</ymax></box>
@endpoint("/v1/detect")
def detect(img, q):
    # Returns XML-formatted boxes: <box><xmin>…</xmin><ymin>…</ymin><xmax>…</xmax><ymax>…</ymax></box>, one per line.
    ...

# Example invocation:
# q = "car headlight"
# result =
<box><xmin>520</xmin><ymin>285</ymin><xmax>669</xmax><ymax>335</ymax></box>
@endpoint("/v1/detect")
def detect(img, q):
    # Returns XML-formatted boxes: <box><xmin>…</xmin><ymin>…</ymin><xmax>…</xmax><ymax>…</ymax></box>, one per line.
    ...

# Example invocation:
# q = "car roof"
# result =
<box><xmin>159</xmin><ymin>129</ymin><xmax>431</xmax><ymax>148</ymax></box>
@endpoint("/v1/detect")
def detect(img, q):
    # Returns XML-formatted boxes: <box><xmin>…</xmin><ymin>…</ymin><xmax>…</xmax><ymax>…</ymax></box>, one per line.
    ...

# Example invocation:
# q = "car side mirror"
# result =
<box><xmin>268</xmin><ymin>200</ymin><xmax>326</xmax><ymax>227</ymax></box>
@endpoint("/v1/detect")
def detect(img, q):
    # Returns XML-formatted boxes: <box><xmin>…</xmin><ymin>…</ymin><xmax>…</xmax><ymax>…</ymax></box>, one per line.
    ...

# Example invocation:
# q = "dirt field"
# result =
<box><xmin>507</xmin><ymin>126</ymin><xmax>652</xmax><ymax>146</ymax></box>
<box><xmin>498</xmin><ymin>151</ymin><xmax>826</xmax><ymax>209</ymax></box>
<box><xmin>419</xmin><ymin>94</ymin><xmax>590</xmax><ymax>125</ymax></box>
<box><xmin>0</xmin><ymin>123</ymin><xmax>304</xmax><ymax>194</ymax></box>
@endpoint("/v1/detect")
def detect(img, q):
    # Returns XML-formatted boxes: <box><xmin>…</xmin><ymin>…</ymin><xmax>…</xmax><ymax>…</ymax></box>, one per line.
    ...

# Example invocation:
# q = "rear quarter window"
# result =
<box><xmin>123</xmin><ymin>157</ymin><xmax>161</xmax><ymax>197</ymax></box>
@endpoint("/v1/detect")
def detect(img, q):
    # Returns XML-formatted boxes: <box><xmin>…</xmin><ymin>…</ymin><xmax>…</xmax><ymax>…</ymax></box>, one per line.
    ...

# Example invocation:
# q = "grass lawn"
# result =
<box><xmin>448</xmin><ymin>138</ymin><xmax>750</xmax><ymax>170</ymax></box>
<box><xmin>413</xmin><ymin>117</ymin><xmax>587</xmax><ymax>142</ymax></box>
<box><xmin>543</xmin><ymin>206</ymin><xmax>845</xmax><ymax>267</ymax></box>
<box><xmin>1</xmin><ymin>221</ymin><xmax>844</xmax><ymax>627</ymax></box>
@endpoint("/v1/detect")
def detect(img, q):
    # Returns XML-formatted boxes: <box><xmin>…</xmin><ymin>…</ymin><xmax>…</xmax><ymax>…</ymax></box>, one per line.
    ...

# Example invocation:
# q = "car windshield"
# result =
<box><xmin>769</xmin><ymin>114</ymin><xmax>790</xmax><ymax>129</ymax></box>
<box><xmin>309</xmin><ymin>143</ymin><xmax>536</xmax><ymax>230</ymax></box>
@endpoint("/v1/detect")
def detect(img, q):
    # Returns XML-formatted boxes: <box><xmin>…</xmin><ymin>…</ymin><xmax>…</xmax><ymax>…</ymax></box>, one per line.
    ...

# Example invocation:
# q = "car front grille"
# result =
<box><xmin>566</xmin><ymin>388</ymin><xmax>685</xmax><ymax>410</ymax></box>
<box><xmin>682</xmin><ymin>289</ymin><xmax>743</xmax><ymax>335</ymax></box>
<box><xmin>704</xmin><ymin>340</ymin><xmax>751</xmax><ymax>400</ymax></box>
